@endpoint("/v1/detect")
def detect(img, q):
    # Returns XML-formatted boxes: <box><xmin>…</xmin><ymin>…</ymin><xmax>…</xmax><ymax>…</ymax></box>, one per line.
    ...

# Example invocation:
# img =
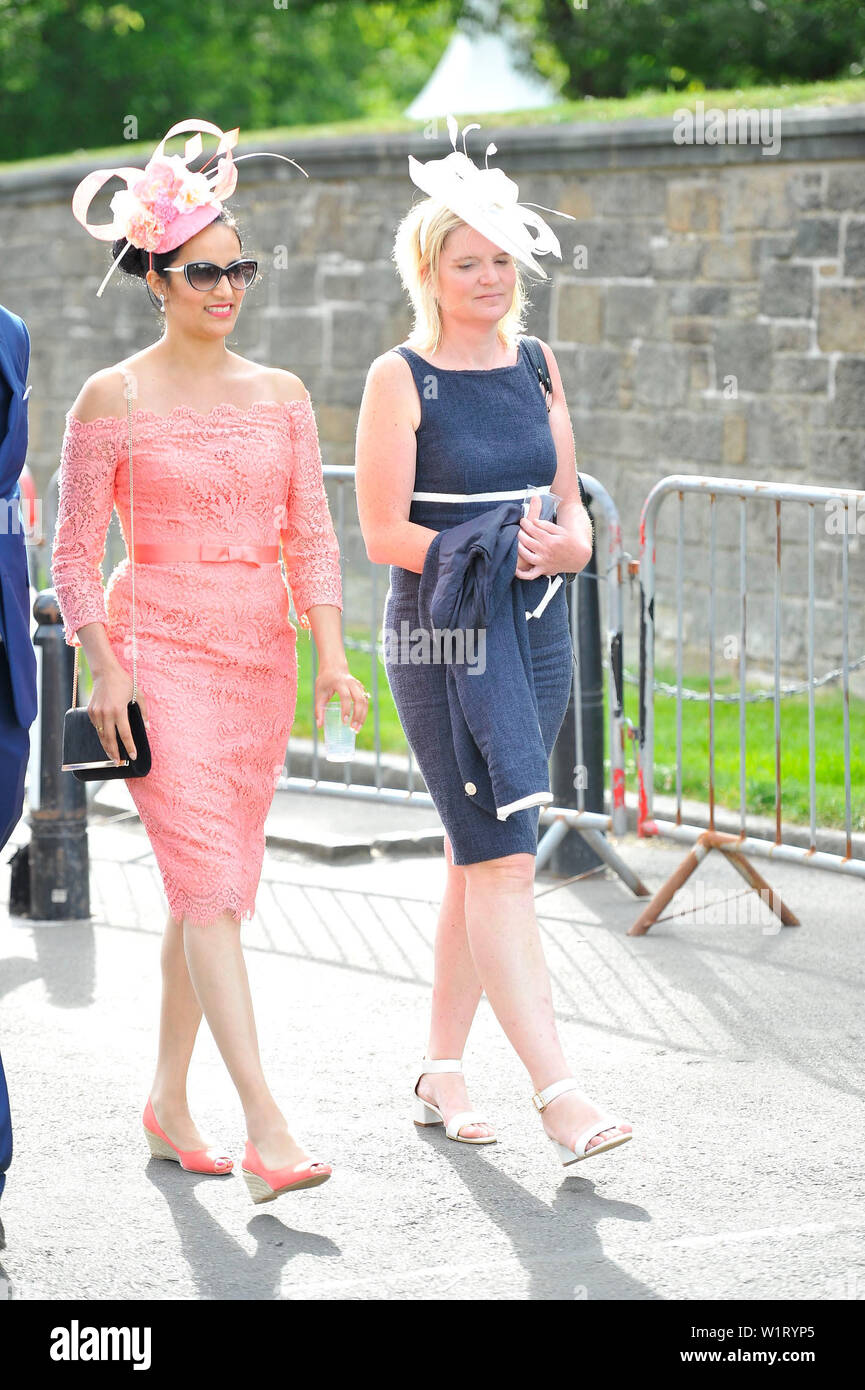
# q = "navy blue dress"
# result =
<box><xmin>383</xmin><ymin>339</ymin><xmax>574</xmax><ymax>865</ymax></box>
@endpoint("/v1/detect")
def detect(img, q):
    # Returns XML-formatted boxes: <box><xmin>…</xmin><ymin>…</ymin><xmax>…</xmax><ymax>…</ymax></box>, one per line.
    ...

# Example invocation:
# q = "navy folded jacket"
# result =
<box><xmin>417</xmin><ymin>500</ymin><xmax>556</xmax><ymax>821</ymax></box>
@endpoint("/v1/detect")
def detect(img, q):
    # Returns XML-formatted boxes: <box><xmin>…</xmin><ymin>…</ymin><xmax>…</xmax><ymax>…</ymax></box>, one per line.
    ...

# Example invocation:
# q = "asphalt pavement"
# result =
<box><xmin>1</xmin><ymin>791</ymin><xmax>863</xmax><ymax>1302</ymax></box>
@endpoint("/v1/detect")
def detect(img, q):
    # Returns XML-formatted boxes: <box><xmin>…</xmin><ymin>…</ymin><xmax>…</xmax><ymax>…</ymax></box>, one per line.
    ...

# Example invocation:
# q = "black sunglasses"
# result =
<box><xmin>162</xmin><ymin>258</ymin><xmax>259</xmax><ymax>292</ymax></box>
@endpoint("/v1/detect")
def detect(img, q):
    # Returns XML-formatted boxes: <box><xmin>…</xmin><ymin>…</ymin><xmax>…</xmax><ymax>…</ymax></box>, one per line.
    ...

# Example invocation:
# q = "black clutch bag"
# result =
<box><xmin>61</xmin><ymin>377</ymin><xmax>151</xmax><ymax>783</ymax></box>
<box><xmin>61</xmin><ymin>700</ymin><xmax>151</xmax><ymax>781</ymax></box>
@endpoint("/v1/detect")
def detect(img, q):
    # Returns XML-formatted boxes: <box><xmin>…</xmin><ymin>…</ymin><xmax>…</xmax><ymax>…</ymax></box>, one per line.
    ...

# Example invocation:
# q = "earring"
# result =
<box><xmin>158</xmin><ymin>295</ymin><xmax>165</xmax><ymax>310</ymax></box>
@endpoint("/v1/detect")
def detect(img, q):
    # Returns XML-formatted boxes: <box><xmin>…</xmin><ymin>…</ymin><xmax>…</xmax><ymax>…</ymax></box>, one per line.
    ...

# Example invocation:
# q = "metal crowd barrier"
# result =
<box><xmin>631</xmin><ymin>474</ymin><xmax>865</xmax><ymax>936</ymax></box>
<box><xmin>281</xmin><ymin>466</ymin><xmax>649</xmax><ymax>898</ymax></box>
<box><xmin>40</xmin><ymin>461</ymin><xmax>862</xmax><ymax>930</ymax></box>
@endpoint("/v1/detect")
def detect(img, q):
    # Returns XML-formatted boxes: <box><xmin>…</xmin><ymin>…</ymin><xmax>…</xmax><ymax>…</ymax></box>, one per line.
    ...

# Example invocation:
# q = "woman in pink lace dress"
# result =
<box><xmin>52</xmin><ymin>209</ymin><xmax>368</xmax><ymax>1202</ymax></box>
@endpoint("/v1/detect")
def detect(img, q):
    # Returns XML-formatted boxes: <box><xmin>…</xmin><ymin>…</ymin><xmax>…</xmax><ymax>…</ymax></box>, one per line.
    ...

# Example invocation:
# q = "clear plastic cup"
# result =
<box><xmin>323</xmin><ymin>698</ymin><xmax>356</xmax><ymax>761</ymax></box>
<box><xmin>522</xmin><ymin>488</ymin><xmax>561</xmax><ymax>521</ymax></box>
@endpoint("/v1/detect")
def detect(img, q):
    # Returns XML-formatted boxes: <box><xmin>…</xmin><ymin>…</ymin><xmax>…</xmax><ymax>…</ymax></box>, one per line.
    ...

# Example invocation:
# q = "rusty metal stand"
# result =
<box><xmin>628</xmin><ymin>829</ymin><xmax>800</xmax><ymax>936</ymax></box>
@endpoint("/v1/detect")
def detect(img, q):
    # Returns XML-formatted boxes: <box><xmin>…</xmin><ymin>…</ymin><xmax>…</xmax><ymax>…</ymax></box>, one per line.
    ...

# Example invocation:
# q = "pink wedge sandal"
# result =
<box><xmin>142</xmin><ymin>1098</ymin><xmax>233</xmax><ymax>1175</ymax></box>
<box><xmin>241</xmin><ymin>1139</ymin><xmax>332</xmax><ymax>1204</ymax></box>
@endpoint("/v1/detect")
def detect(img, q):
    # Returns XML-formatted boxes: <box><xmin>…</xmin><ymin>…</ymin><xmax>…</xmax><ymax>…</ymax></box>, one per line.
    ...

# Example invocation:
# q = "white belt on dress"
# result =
<box><xmin>410</xmin><ymin>486</ymin><xmax>551</xmax><ymax>502</ymax></box>
<box><xmin>410</xmin><ymin>486</ymin><xmax>561</xmax><ymax>620</ymax></box>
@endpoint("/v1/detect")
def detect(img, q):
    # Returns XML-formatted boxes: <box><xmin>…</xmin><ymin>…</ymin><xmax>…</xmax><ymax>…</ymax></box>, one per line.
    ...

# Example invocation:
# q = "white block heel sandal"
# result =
<box><xmin>413</xmin><ymin>1058</ymin><xmax>496</xmax><ymax>1145</ymax></box>
<box><xmin>532</xmin><ymin>1078</ymin><xmax>632</xmax><ymax>1166</ymax></box>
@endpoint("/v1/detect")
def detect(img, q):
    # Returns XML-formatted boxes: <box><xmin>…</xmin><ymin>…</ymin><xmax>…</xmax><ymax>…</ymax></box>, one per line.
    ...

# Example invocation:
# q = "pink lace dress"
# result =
<box><xmin>52</xmin><ymin>396</ymin><xmax>342</xmax><ymax>926</ymax></box>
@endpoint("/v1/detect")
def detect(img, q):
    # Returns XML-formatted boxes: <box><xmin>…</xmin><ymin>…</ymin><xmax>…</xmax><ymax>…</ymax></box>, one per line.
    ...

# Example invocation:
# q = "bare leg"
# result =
<box><xmin>462</xmin><ymin>853</ymin><xmax>631</xmax><ymax>1153</ymax></box>
<box><xmin>148</xmin><ymin>911</ymin><xmax>209</xmax><ymax>1150</ymax></box>
<box><xmin>416</xmin><ymin>835</ymin><xmax>493</xmax><ymax>1140</ymax></box>
<box><xmin>182</xmin><ymin>912</ymin><xmax>315</xmax><ymax>1169</ymax></box>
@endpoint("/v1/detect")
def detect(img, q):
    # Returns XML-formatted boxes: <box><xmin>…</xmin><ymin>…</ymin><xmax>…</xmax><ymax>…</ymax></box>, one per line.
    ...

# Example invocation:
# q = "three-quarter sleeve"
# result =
<box><xmin>280</xmin><ymin>396</ymin><xmax>343</xmax><ymax>628</ymax></box>
<box><xmin>51</xmin><ymin>413</ymin><xmax>120</xmax><ymax>646</ymax></box>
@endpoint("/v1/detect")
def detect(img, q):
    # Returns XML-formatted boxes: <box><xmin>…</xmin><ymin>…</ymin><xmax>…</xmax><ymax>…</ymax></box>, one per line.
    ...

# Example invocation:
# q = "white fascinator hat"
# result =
<box><xmin>407</xmin><ymin>115</ymin><xmax>574</xmax><ymax>279</ymax></box>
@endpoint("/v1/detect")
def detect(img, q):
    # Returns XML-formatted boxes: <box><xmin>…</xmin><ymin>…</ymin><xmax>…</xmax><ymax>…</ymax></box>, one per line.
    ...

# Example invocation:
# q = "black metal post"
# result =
<box><xmin>548</xmin><ymin>493</ymin><xmax>605</xmax><ymax>876</ymax></box>
<box><xmin>28</xmin><ymin>590</ymin><xmax>90</xmax><ymax>920</ymax></box>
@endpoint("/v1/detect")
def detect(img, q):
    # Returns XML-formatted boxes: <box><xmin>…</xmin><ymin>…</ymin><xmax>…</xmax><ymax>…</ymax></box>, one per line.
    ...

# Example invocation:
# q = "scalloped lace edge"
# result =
<box><xmin>65</xmin><ymin>398</ymin><xmax>309</xmax><ymax>429</ymax></box>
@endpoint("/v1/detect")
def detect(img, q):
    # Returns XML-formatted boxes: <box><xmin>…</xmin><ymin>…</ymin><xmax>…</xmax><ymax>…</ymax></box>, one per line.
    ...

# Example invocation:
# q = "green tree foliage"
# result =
<box><xmin>509</xmin><ymin>0</ymin><xmax>865</xmax><ymax>100</ymax></box>
<box><xmin>6</xmin><ymin>0</ymin><xmax>865</xmax><ymax>164</ymax></box>
<box><xmin>0</xmin><ymin>0</ymin><xmax>461</xmax><ymax>161</ymax></box>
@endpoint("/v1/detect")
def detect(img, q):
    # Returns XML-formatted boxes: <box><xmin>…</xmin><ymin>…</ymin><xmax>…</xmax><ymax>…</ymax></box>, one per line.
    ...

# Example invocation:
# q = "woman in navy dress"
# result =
<box><xmin>356</xmin><ymin>123</ymin><xmax>633</xmax><ymax>1168</ymax></box>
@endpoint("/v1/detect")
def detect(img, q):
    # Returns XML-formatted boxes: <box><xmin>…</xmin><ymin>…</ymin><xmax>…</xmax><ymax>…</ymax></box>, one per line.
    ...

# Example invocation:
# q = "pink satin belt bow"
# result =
<box><xmin>134</xmin><ymin>542</ymin><xmax>280</xmax><ymax>565</ymax></box>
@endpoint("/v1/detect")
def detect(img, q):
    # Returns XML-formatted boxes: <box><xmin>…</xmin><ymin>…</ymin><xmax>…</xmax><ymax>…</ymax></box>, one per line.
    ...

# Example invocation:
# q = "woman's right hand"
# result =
<box><xmin>88</xmin><ymin>662</ymin><xmax>149</xmax><ymax>766</ymax></box>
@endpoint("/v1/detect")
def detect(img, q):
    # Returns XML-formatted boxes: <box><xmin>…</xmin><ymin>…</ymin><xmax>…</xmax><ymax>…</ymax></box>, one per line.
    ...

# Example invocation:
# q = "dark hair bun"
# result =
<box><xmin>109</xmin><ymin>239</ymin><xmax>151</xmax><ymax>281</ymax></box>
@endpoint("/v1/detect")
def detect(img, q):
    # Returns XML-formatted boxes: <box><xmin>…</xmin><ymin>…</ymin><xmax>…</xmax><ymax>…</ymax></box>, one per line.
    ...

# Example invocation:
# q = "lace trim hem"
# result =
<box><xmin>165</xmin><ymin>890</ymin><xmax>257</xmax><ymax>929</ymax></box>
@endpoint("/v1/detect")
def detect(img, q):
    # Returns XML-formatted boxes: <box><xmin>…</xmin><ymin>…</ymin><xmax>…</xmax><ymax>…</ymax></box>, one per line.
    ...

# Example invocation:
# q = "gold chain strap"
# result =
<box><xmin>127</xmin><ymin>373</ymin><xmax>137</xmax><ymax>701</ymax></box>
<box><xmin>71</xmin><ymin>376</ymin><xmax>136</xmax><ymax>707</ymax></box>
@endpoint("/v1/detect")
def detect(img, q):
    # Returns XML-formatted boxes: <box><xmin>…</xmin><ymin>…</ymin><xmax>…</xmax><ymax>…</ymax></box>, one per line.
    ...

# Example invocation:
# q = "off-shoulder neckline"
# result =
<box><xmin>66</xmin><ymin>396</ymin><xmax>310</xmax><ymax>427</ymax></box>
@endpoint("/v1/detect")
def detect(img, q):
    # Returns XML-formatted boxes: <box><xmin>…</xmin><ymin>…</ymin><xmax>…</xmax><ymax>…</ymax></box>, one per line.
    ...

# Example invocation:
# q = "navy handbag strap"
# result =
<box><xmin>522</xmin><ymin>336</ymin><xmax>589</xmax><ymax>511</ymax></box>
<box><xmin>522</xmin><ymin>334</ymin><xmax>553</xmax><ymax>406</ymax></box>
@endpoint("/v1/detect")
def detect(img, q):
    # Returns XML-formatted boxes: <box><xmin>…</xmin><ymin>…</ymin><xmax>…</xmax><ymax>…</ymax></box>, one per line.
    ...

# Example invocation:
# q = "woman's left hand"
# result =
<box><xmin>515</xmin><ymin>495</ymin><xmax>586</xmax><ymax>580</ymax></box>
<box><xmin>314</xmin><ymin>667</ymin><xmax>370</xmax><ymax>732</ymax></box>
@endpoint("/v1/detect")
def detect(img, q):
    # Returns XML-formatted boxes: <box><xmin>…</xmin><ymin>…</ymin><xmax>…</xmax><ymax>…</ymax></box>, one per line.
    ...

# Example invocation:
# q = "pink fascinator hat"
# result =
<box><xmin>408</xmin><ymin>115</ymin><xmax>574</xmax><ymax>279</ymax></box>
<box><xmin>72</xmin><ymin>118</ymin><xmax>306</xmax><ymax>297</ymax></box>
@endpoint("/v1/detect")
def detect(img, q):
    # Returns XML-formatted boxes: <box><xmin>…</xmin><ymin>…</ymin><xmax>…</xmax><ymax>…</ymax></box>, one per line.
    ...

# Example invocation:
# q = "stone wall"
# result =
<box><xmin>1</xmin><ymin>108</ymin><xmax>863</xmax><ymax>686</ymax></box>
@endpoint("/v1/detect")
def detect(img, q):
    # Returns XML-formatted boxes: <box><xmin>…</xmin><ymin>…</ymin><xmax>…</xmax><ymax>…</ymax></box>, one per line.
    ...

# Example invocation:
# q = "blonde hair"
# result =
<box><xmin>392</xmin><ymin>199</ymin><xmax>528</xmax><ymax>353</ymax></box>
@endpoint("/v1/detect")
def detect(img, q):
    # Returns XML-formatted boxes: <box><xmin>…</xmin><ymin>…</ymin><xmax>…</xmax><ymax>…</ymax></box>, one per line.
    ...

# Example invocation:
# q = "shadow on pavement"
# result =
<box><xmin>412</xmin><ymin>1126</ymin><xmax>657</xmax><ymax>1300</ymax></box>
<box><xmin>643</xmin><ymin>932</ymin><xmax>865</xmax><ymax>1105</ymax></box>
<box><xmin>145</xmin><ymin>1160</ymin><xmax>341</xmax><ymax>1300</ymax></box>
<box><xmin>1</xmin><ymin>921</ymin><xmax>96</xmax><ymax>1010</ymax></box>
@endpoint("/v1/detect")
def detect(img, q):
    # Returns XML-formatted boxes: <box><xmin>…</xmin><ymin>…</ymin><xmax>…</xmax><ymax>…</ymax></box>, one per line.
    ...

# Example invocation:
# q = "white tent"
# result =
<box><xmin>405</xmin><ymin>6</ymin><xmax>558</xmax><ymax>119</ymax></box>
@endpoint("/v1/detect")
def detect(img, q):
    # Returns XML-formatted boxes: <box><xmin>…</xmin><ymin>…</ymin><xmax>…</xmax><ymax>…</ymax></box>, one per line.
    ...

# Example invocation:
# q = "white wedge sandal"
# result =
<box><xmin>413</xmin><ymin>1059</ymin><xmax>496</xmax><ymax>1145</ymax></box>
<box><xmin>532</xmin><ymin>1078</ymin><xmax>632</xmax><ymax>1166</ymax></box>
